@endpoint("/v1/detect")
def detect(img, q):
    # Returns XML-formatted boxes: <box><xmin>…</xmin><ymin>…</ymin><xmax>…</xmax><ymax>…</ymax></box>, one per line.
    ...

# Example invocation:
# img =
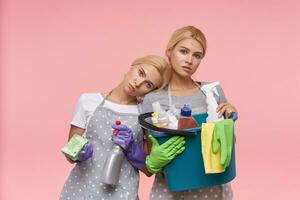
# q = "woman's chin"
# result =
<box><xmin>126</xmin><ymin>90</ymin><xmax>137</xmax><ymax>98</ymax></box>
<box><xmin>178</xmin><ymin>71</ymin><xmax>192</xmax><ymax>78</ymax></box>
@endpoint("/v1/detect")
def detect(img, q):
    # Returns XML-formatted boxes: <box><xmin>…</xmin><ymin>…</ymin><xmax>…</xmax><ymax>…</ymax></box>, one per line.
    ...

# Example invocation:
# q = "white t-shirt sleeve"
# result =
<box><xmin>70</xmin><ymin>92</ymin><xmax>139</xmax><ymax>130</ymax></box>
<box><xmin>70</xmin><ymin>93</ymin><xmax>105</xmax><ymax>129</ymax></box>
<box><xmin>70</xmin><ymin>94</ymin><xmax>88</xmax><ymax>129</ymax></box>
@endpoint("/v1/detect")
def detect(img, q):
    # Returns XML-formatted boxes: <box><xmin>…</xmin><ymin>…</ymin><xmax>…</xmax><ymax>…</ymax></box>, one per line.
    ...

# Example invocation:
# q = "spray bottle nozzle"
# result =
<box><xmin>113</xmin><ymin>120</ymin><xmax>121</xmax><ymax>135</ymax></box>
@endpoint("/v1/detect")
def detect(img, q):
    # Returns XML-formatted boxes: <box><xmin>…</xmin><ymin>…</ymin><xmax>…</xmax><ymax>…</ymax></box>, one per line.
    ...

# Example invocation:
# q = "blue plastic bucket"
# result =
<box><xmin>144</xmin><ymin>112</ymin><xmax>236</xmax><ymax>192</ymax></box>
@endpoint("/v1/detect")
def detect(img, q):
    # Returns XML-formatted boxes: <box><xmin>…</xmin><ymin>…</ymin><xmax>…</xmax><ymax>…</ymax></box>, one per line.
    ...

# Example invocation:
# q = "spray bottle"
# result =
<box><xmin>201</xmin><ymin>82</ymin><xmax>224</xmax><ymax>122</ymax></box>
<box><xmin>101</xmin><ymin>120</ymin><xmax>124</xmax><ymax>187</ymax></box>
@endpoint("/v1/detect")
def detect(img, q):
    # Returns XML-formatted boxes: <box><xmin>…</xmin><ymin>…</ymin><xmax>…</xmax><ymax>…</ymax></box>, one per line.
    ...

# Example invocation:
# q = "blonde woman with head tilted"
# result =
<box><xmin>60</xmin><ymin>55</ymin><xmax>182</xmax><ymax>200</ymax></box>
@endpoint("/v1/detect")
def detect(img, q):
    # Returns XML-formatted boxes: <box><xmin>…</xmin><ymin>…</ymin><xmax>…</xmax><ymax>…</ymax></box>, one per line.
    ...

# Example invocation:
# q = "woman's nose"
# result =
<box><xmin>134</xmin><ymin>78</ymin><xmax>143</xmax><ymax>87</ymax></box>
<box><xmin>185</xmin><ymin>54</ymin><xmax>193</xmax><ymax>65</ymax></box>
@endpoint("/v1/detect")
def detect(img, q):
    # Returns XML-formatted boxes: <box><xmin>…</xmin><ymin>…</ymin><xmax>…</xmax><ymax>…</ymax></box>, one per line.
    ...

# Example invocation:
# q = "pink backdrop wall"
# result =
<box><xmin>1</xmin><ymin>0</ymin><xmax>300</xmax><ymax>199</ymax></box>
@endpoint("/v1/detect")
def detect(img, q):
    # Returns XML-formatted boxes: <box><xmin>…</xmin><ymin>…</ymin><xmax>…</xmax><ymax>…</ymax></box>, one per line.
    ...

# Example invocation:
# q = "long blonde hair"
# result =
<box><xmin>131</xmin><ymin>55</ymin><xmax>171</xmax><ymax>90</ymax></box>
<box><xmin>166</xmin><ymin>26</ymin><xmax>207</xmax><ymax>57</ymax></box>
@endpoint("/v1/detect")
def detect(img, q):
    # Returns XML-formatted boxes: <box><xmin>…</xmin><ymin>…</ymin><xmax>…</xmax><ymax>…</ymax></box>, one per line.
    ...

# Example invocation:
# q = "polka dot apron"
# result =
<box><xmin>60</xmin><ymin>95</ymin><xmax>142</xmax><ymax>200</ymax></box>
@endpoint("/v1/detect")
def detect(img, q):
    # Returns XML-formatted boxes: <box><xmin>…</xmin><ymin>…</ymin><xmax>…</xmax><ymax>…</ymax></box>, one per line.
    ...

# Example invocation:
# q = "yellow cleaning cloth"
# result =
<box><xmin>201</xmin><ymin>123</ymin><xmax>225</xmax><ymax>174</ymax></box>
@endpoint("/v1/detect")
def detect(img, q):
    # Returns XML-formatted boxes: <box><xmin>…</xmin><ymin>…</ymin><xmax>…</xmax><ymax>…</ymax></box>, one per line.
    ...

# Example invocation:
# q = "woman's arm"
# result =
<box><xmin>217</xmin><ymin>102</ymin><xmax>238</xmax><ymax>119</ymax></box>
<box><xmin>68</xmin><ymin>125</ymin><xmax>85</xmax><ymax>140</ymax></box>
<box><xmin>138</xmin><ymin>139</ymin><xmax>153</xmax><ymax>177</ymax></box>
<box><xmin>65</xmin><ymin>125</ymin><xmax>85</xmax><ymax>164</ymax></box>
<box><xmin>214</xmin><ymin>84</ymin><xmax>238</xmax><ymax>119</ymax></box>
<box><xmin>139</xmin><ymin>165</ymin><xmax>153</xmax><ymax>177</ymax></box>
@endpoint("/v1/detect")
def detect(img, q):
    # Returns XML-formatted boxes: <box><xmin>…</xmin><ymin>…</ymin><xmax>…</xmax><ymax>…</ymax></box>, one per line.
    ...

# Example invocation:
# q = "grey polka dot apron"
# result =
<box><xmin>60</xmin><ymin>95</ymin><xmax>142</xmax><ymax>200</ymax></box>
<box><xmin>150</xmin><ymin>173</ymin><xmax>233</xmax><ymax>200</ymax></box>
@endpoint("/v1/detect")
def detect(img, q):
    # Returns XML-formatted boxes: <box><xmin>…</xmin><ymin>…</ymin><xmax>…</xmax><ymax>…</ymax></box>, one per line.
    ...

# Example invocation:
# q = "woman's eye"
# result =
<box><xmin>180</xmin><ymin>49</ymin><xmax>188</xmax><ymax>54</ymax></box>
<box><xmin>146</xmin><ymin>82</ymin><xmax>152</xmax><ymax>89</ymax></box>
<box><xmin>138</xmin><ymin>69</ymin><xmax>144</xmax><ymax>76</ymax></box>
<box><xmin>194</xmin><ymin>54</ymin><xmax>202</xmax><ymax>59</ymax></box>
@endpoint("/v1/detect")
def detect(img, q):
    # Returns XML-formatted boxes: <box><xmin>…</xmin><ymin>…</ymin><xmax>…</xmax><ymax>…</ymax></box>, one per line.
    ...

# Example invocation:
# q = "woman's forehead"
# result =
<box><xmin>141</xmin><ymin>64</ymin><xmax>162</xmax><ymax>85</ymax></box>
<box><xmin>176</xmin><ymin>38</ymin><xmax>203</xmax><ymax>52</ymax></box>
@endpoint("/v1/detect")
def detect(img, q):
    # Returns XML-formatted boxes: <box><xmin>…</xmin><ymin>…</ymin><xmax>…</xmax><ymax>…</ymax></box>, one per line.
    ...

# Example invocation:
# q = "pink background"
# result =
<box><xmin>1</xmin><ymin>0</ymin><xmax>300</xmax><ymax>199</ymax></box>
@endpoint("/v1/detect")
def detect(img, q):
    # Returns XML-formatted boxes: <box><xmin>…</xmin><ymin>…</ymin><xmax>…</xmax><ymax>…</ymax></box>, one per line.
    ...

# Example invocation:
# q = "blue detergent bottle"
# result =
<box><xmin>178</xmin><ymin>104</ymin><xmax>198</xmax><ymax>130</ymax></box>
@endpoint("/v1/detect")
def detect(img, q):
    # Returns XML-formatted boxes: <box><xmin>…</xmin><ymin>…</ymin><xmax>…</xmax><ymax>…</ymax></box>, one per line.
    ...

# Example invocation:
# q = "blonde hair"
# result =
<box><xmin>131</xmin><ymin>55</ymin><xmax>171</xmax><ymax>90</ymax></box>
<box><xmin>166</xmin><ymin>26</ymin><xmax>207</xmax><ymax>57</ymax></box>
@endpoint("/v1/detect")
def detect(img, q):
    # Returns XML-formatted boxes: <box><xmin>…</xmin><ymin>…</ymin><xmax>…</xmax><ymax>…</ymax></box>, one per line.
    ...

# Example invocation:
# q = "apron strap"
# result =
<box><xmin>99</xmin><ymin>90</ymin><xmax>113</xmax><ymax>107</ymax></box>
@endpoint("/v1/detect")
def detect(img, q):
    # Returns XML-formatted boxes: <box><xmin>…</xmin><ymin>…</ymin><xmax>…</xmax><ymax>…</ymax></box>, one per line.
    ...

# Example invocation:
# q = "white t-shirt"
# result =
<box><xmin>71</xmin><ymin>93</ymin><xmax>140</xmax><ymax>131</ymax></box>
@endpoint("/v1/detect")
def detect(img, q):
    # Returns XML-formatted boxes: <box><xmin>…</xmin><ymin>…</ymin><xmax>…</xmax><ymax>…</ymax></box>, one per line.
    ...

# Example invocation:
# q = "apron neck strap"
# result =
<box><xmin>100</xmin><ymin>90</ymin><xmax>113</xmax><ymax>107</ymax></box>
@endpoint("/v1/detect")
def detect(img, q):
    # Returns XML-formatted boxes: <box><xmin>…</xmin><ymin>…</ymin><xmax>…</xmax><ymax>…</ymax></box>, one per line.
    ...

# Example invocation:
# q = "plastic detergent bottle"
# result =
<box><xmin>101</xmin><ymin>120</ymin><xmax>124</xmax><ymax>186</ymax></box>
<box><xmin>178</xmin><ymin>104</ymin><xmax>198</xmax><ymax>130</ymax></box>
<box><xmin>152</xmin><ymin>102</ymin><xmax>169</xmax><ymax>128</ymax></box>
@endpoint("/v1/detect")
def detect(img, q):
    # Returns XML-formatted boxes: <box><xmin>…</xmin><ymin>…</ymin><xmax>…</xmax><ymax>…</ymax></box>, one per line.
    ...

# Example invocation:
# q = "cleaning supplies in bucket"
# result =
<box><xmin>152</xmin><ymin>102</ymin><xmax>169</xmax><ymax>128</ymax></box>
<box><xmin>200</xmin><ymin>82</ymin><xmax>235</xmax><ymax>174</ymax></box>
<box><xmin>151</xmin><ymin>102</ymin><xmax>197</xmax><ymax>131</ymax></box>
<box><xmin>138</xmin><ymin>111</ymin><xmax>237</xmax><ymax>192</ymax></box>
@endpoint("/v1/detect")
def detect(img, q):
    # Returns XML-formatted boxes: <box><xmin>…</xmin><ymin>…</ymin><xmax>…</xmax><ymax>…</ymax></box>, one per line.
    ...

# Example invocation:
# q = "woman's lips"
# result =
<box><xmin>182</xmin><ymin>66</ymin><xmax>192</xmax><ymax>71</ymax></box>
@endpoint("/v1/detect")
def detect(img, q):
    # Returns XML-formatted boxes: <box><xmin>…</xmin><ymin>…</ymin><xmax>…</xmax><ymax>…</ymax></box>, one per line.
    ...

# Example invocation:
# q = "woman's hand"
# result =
<box><xmin>112</xmin><ymin>124</ymin><xmax>134</xmax><ymax>150</ymax></box>
<box><xmin>64</xmin><ymin>143</ymin><xmax>93</xmax><ymax>164</ymax></box>
<box><xmin>77</xmin><ymin>143</ymin><xmax>93</xmax><ymax>161</ymax></box>
<box><xmin>64</xmin><ymin>125</ymin><xmax>86</xmax><ymax>164</ymax></box>
<box><xmin>216</xmin><ymin>102</ymin><xmax>238</xmax><ymax>119</ymax></box>
<box><xmin>112</xmin><ymin>124</ymin><xmax>147</xmax><ymax>169</ymax></box>
<box><xmin>145</xmin><ymin>135</ymin><xmax>185</xmax><ymax>174</ymax></box>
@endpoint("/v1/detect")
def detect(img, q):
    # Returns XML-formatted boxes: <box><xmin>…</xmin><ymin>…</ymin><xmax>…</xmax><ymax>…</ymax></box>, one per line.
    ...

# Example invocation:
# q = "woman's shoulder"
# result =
<box><xmin>200</xmin><ymin>81</ymin><xmax>224</xmax><ymax>89</ymax></box>
<box><xmin>79</xmin><ymin>92</ymin><xmax>103</xmax><ymax>101</ymax></box>
<box><xmin>77</xmin><ymin>92</ymin><xmax>103</xmax><ymax>108</ymax></box>
<box><xmin>71</xmin><ymin>93</ymin><xmax>103</xmax><ymax>127</ymax></box>
<box><xmin>144</xmin><ymin>89</ymin><xmax>168</xmax><ymax>100</ymax></box>
<box><xmin>199</xmin><ymin>81</ymin><xmax>220</xmax><ymax>85</ymax></box>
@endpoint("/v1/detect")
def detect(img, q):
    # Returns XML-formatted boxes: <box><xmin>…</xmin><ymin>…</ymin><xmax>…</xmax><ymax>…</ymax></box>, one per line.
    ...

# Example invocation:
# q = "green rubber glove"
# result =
<box><xmin>212</xmin><ymin>119</ymin><xmax>234</xmax><ymax>167</ymax></box>
<box><xmin>212</xmin><ymin>121</ymin><xmax>227</xmax><ymax>166</ymax></box>
<box><xmin>223</xmin><ymin>119</ymin><xmax>234</xmax><ymax>167</ymax></box>
<box><xmin>146</xmin><ymin>135</ymin><xmax>185</xmax><ymax>174</ymax></box>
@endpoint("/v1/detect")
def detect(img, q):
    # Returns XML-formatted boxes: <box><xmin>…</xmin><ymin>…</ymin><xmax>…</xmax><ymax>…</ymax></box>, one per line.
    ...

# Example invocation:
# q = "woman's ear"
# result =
<box><xmin>166</xmin><ymin>49</ymin><xmax>171</xmax><ymax>58</ymax></box>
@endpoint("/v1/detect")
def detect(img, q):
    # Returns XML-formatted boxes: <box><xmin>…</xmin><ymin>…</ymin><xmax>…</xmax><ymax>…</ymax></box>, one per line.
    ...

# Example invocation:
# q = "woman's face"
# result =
<box><xmin>123</xmin><ymin>63</ymin><xmax>162</xmax><ymax>97</ymax></box>
<box><xmin>167</xmin><ymin>38</ymin><xmax>204</xmax><ymax>78</ymax></box>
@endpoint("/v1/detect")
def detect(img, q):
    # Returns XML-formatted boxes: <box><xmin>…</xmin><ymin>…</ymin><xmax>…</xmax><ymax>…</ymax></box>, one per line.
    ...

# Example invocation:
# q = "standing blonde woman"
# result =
<box><xmin>141</xmin><ymin>26</ymin><xmax>238</xmax><ymax>200</ymax></box>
